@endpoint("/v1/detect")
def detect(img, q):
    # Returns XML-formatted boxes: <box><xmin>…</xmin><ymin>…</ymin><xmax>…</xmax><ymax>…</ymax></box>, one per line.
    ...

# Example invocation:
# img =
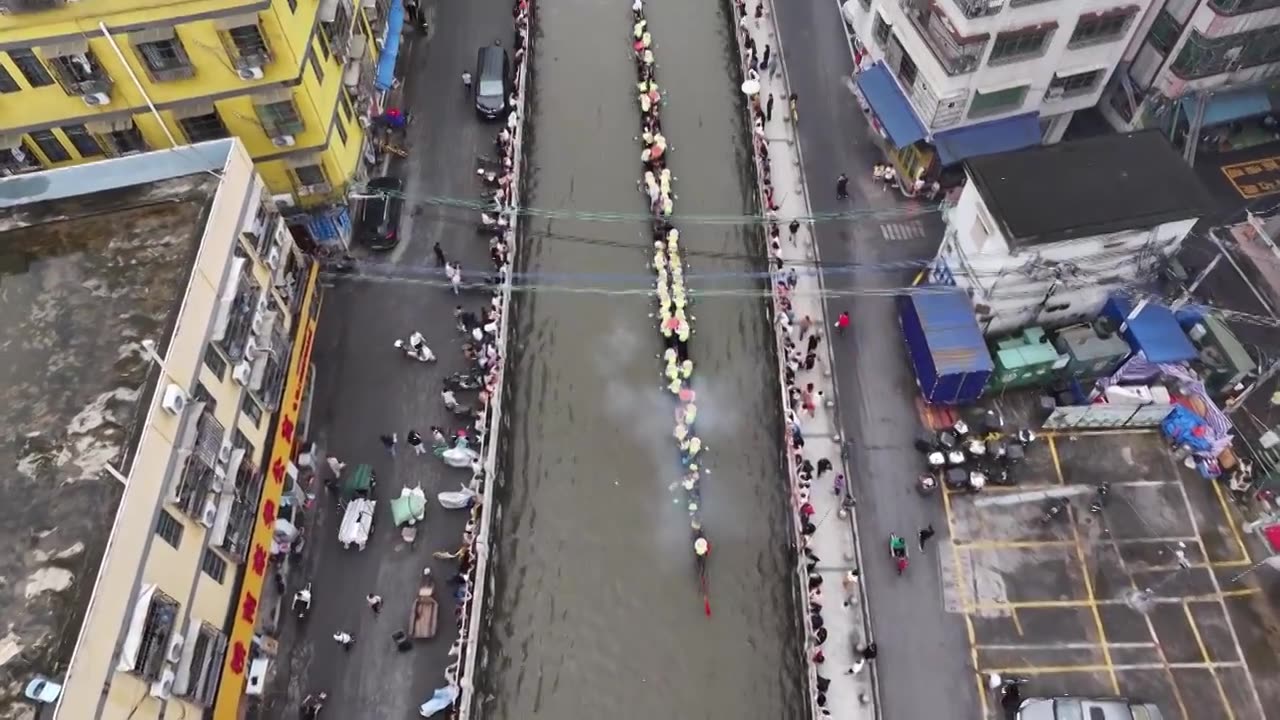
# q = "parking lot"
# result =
<box><xmin>930</xmin><ymin>401</ymin><xmax>1280</xmax><ymax>719</ymax></box>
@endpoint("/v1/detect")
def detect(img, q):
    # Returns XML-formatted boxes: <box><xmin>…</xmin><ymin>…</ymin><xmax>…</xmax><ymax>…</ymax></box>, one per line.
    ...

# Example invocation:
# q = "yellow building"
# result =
<box><xmin>0</xmin><ymin>0</ymin><xmax>395</xmax><ymax>213</ymax></box>
<box><xmin>0</xmin><ymin>138</ymin><xmax>321</xmax><ymax>720</ymax></box>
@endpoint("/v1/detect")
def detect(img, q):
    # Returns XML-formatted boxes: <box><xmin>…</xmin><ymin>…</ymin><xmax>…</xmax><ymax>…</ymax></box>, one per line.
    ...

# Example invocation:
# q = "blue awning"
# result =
<box><xmin>933</xmin><ymin>113</ymin><xmax>1041</xmax><ymax>166</ymax></box>
<box><xmin>1180</xmin><ymin>89</ymin><xmax>1274</xmax><ymax>127</ymax></box>
<box><xmin>856</xmin><ymin>62</ymin><xmax>927</xmax><ymax>149</ymax></box>
<box><xmin>303</xmin><ymin>206</ymin><xmax>351</xmax><ymax>245</ymax></box>
<box><xmin>374</xmin><ymin>0</ymin><xmax>405</xmax><ymax>92</ymax></box>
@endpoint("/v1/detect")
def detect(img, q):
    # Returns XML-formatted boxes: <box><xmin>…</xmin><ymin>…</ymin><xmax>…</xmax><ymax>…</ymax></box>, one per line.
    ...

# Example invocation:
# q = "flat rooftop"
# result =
<box><xmin>964</xmin><ymin>130</ymin><xmax>1216</xmax><ymax>248</ymax></box>
<box><xmin>0</xmin><ymin>155</ymin><xmax>221</xmax><ymax>705</ymax></box>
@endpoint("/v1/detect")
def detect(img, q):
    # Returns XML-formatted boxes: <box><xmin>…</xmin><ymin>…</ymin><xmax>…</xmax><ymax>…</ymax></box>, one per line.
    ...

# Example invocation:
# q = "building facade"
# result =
<box><xmin>1100</xmin><ymin>0</ymin><xmax>1280</xmax><ymax>157</ymax></box>
<box><xmin>843</xmin><ymin>0</ymin><xmax>1153</xmax><ymax>181</ymax></box>
<box><xmin>0</xmin><ymin>0</ymin><xmax>394</xmax><ymax>218</ymax></box>
<box><xmin>0</xmin><ymin>138</ymin><xmax>318</xmax><ymax>720</ymax></box>
<box><xmin>930</xmin><ymin>132</ymin><xmax>1212</xmax><ymax>334</ymax></box>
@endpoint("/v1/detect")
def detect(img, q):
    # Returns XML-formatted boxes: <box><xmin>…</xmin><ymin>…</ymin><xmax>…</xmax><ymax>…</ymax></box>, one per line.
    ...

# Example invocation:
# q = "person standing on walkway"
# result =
<box><xmin>380</xmin><ymin>433</ymin><xmax>397</xmax><ymax>456</ymax></box>
<box><xmin>462</xmin><ymin>70</ymin><xmax>472</xmax><ymax>90</ymax></box>
<box><xmin>836</xmin><ymin>173</ymin><xmax>849</xmax><ymax>200</ymax></box>
<box><xmin>366</xmin><ymin>593</ymin><xmax>383</xmax><ymax>613</ymax></box>
<box><xmin>326</xmin><ymin>455</ymin><xmax>346</xmax><ymax>478</ymax></box>
<box><xmin>448</xmin><ymin>263</ymin><xmax>463</xmax><ymax>295</ymax></box>
<box><xmin>760</xmin><ymin>44</ymin><xmax>771</xmax><ymax>71</ymax></box>
<box><xmin>918</xmin><ymin>524</ymin><xmax>936</xmax><ymax>551</ymax></box>
<box><xmin>433</xmin><ymin>242</ymin><xmax>447</xmax><ymax>266</ymax></box>
<box><xmin>430</xmin><ymin>426</ymin><xmax>447</xmax><ymax>447</ymax></box>
<box><xmin>799</xmin><ymin>314</ymin><xmax>814</xmax><ymax>338</ymax></box>
<box><xmin>407</xmin><ymin>429</ymin><xmax>425</xmax><ymax>455</ymax></box>
<box><xmin>333</xmin><ymin>631</ymin><xmax>355</xmax><ymax>650</ymax></box>
<box><xmin>833</xmin><ymin>472</ymin><xmax>845</xmax><ymax>496</ymax></box>
<box><xmin>789</xmin><ymin>218</ymin><xmax>800</xmax><ymax>244</ymax></box>
<box><xmin>789</xmin><ymin>93</ymin><xmax>798</xmax><ymax>123</ymax></box>
<box><xmin>807</xmin><ymin>331</ymin><xmax>822</xmax><ymax>353</ymax></box>
<box><xmin>753</xmin><ymin>1</ymin><xmax>763</xmax><ymax>26</ymax></box>
<box><xmin>765</xmin><ymin>93</ymin><xmax>775</xmax><ymax>123</ymax></box>
<box><xmin>816</xmin><ymin>458</ymin><xmax>833</xmax><ymax>477</ymax></box>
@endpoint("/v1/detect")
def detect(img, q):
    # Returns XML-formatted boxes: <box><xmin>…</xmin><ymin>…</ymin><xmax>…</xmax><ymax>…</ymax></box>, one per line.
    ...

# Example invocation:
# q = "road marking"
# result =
<box><xmin>953</xmin><ymin>540</ymin><xmax>1076</xmax><ymax>550</ymax></box>
<box><xmin>1185</xmin><ymin>602</ymin><xmax>1236</xmax><ymax>720</ymax></box>
<box><xmin>975</xmin><ymin>642</ymin><xmax>1157</xmax><ymax>650</ymax></box>
<box><xmin>1211</xmin><ymin>477</ymin><xmax>1251</xmax><ymax>562</ymax></box>
<box><xmin>942</xmin><ymin>482</ymin><xmax>986</xmax><ymax>719</ymax></box>
<box><xmin>981</xmin><ymin>662</ymin><xmax>1247</xmax><ymax>674</ymax></box>
<box><xmin>1041</xmin><ymin>429</ymin><xmax>1158</xmax><ymax>437</ymax></box>
<box><xmin>879</xmin><ymin>221</ymin><xmax>925</xmax><ymax>241</ymax></box>
<box><xmin>911</xmin><ymin>269</ymin><xmax>925</xmax><ymax>286</ymax></box>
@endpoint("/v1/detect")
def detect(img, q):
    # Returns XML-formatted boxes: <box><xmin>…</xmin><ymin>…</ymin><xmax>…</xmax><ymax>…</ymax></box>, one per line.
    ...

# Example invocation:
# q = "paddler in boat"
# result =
<box><xmin>694</xmin><ymin>533</ymin><xmax>711</xmax><ymax>572</ymax></box>
<box><xmin>681</xmin><ymin>436</ymin><xmax>703</xmax><ymax>465</ymax></box>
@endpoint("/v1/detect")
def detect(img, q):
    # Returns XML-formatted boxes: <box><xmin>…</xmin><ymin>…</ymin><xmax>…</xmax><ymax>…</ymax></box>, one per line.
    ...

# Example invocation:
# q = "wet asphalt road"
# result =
<box><xmin>259</xmin><ymin>0</ymin><xmax>515</xmax><ymax>715</ymax></box>
<box><xmin>768</xmin><ymin>1</ymin><xmax>977</xmax><ymax>717</ymax></box>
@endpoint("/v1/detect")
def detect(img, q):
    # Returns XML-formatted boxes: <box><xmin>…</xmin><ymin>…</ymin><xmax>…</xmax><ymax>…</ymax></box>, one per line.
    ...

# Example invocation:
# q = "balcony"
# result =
<box><xmin>0</xmin><ymin>0</ymin><xmax>65</xmax><ymax>12</ymax></box>
<box><xmin>219</xmin><ymin>456</ymin><xmax>262</xmax><ymax>561</ymax></box>
<box><xmin>901</xmin><ymin>0</ymin><xmax>988</xmax><ymax>75</ymax></box>
<box><xmin>947</xmin><ymin>0</ymin><xmax>1003</xmax><ymax>19</ymax></box>
<box><xmin>1210</xmin><ymin>0</ymin><xmax>1280</xmax><ymax>16</ymax></box>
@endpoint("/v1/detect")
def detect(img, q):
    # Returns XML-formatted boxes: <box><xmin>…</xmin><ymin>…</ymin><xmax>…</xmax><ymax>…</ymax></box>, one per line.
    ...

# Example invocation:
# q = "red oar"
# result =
<box><xmin>701</xmin><ymin>574</ymin><xmax>712</xmax><ymax>617</ymax></box>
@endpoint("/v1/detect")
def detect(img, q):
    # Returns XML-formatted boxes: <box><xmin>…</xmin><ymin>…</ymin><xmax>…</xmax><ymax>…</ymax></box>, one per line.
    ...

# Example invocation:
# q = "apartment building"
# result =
<box><xmin>0</xmin><ymin>138</ymin><xmax>320</xmax><ymax>720</ymax></box>
<box><xmin>0</xmin><ymin>0</ymin><xmax>399</xmax><ymax>231</ymax></box>
<box><xmin>1100</xmin><ymin>0</ymin><xmax>1280</xmax><ymax>157</ymax></box>
<box><xmin>843</xmin><ymin>0</ymin><xmax>1153</xmax><ymax>181</ymax></box>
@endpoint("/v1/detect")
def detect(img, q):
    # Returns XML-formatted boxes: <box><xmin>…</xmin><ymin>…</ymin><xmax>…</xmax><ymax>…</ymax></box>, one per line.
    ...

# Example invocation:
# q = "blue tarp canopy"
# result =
<box><xmin>1180</xmin><ymin>88</ymin><xmax>1275</xmax><ymax>127</ymax></box>
<box><xmin>909</xmin><ymin>290</ymin><xmax>994</xmax><ymax>376</ymax></box>
<box><xmin>302</xmin><ymin>206</ymin><xmax>351</xmax><ymax>244</ymax></box>
<box><xmin>1101</xmin><ymin>296</ymin><xmax>1198</xmax><ymax>363</ymax></box>
<box><xmin>856</xmin><ymin>62</ymin><xmax>927</xmax><ymax>149</ymax></box>
<box><xmin>933</xmin><ymin>113</ymin><xmax>1041</xmax><ymax>166</ymax></box>
<box><xmin>374</xmin><ymin>0</ymin><xmax>405</xmax><ymax>92</ymax></box>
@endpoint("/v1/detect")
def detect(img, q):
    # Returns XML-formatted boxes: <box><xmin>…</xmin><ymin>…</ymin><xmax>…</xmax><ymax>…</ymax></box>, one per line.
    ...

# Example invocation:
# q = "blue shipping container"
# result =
<box><xmin>897</xmin><ymin>290</ymin><xmax>994</xmax><ymax>404</ymax></box>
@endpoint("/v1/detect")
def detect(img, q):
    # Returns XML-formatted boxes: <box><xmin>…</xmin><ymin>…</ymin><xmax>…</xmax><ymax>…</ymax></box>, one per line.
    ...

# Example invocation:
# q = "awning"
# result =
<box><xmin>934</xmin><ymin>112</ymin><xmax>1041</xmax><ymax>166</ymax></box>
<box><xmin>303</xmin><ymin>206</ymin><xmax>351</xmax><ymax>244</ymax></box>
<box><xmin>374</xmin><ymin>0</ymin><xmax>405</xmax><ymax>92</ymax></box>
<box><xmin>1180</xmin><ymin>88</ymin><xmax>1275</xmax><ymax>127</ymax></box>
<box><xmin>855</xmin><ymin>62</ymin><xmax>926</xmax><ymax>149</ymax></box>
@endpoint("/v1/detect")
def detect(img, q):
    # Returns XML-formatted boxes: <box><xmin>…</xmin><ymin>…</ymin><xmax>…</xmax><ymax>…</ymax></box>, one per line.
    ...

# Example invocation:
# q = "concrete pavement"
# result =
<box><xmin>762</xmin><ymin>1</ymin><xmax>979</xmax><ymax>718</ymax></box>
<box><xmin>257</xmin><ymin>0</ymin><xmax>518</xmax><ymax>715</ymax></box>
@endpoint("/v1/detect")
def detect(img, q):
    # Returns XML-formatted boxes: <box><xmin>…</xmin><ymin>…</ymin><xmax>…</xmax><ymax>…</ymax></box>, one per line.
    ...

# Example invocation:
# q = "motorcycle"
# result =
<box><xmin>444</xmin><ymin>372</ymin><xmax>484</xmax><ymax>392</ymax></box>
<box><xmin>889</xmin><ymin>533</ymin><xmax>909</xmax><ymax>575</ymax></box>
<box><xmin>1040</xmin><ymin>497</ymin><xmax>1069</xmax><ymax>524</ymax></box>
<box><xmin>1090</xmin><ymin>482</ymin><xmax>1111</xmax><ymax>514</ymax></box>
<box><xmin>441</xmin><ymin>390</ymin><xmax>474</xmax><ymax>417</ymax></box>
<box><xmin>301</xmin><ymin>691</ymin><xmax>328</xmax><ymax>719</ymax></box>
<box><xmin>394</xmin><ymin>333</ymin><xmax>437</xmax><ymax>363</ymax></box>
<box><xmin>292</xmin><ymin>582</ymin><xmax>312</xmax><ymax>620</ymax></box>
<box><xmin>438</xmin><ymin>485</ymin><xmax>479</xmax><ymax>509</ymax></box>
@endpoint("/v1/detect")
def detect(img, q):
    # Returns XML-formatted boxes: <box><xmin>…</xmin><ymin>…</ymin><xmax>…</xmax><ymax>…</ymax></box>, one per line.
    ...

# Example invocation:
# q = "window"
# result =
<box><xmin>192</xmin><ymin>382</ymin><xmax>217</xmax><ymax>411</ymax></box>
<box><xmin>178</xmin><ymin>110</ymin><xmax>230</xmax><ymax>142</ymax></box>
<box><xmin>1047</xmin><ymin>69</ymin><xmax>1102</xmax><ymax>98</ymax></box>
<box><xmin>1147</xmin><ymin>10</ymin><xmax>1181</xmax><ymax>55</ymax></box>
<box><xmin>155</xmin><ymin>509</ymin><xmax>184</xmax><ymax>548</ymax></box>
<box><xmin>0</xmin><ymin>64</ymin><xmax>17</xmax><ymax>93</ymax></box>
<box><xmin>45</xmin><ymin>48</ymin><xmax>110</xmax><ymax>95</ymax></box>
<box><xmin>293</xmin><ymin>163</ymin><xmax>327</xmax><ymax>187</ymax></box>
<box><xmin>1171</xmin><ymin>27</ymin><xmax>1280</xmax><ymax>79</ymax></box>
<box><xmin>9</xmin><ymin>49</ymin><xmax>52</xmax><ymax>87</ymax></box>
<box><xmin>906</xmin><ymin>3</ymin><xmax>988</xmax><ymax>75</ymax></box>
<box><xmin>321</xmin><ymin>2</ymin><xmax>353</xmax><ymax>58</ymax></box>
<box><xmin>339</xmin><ymin>88</ymin><xmax>354</xmax><ymax>124</ymax></box>
<box><xmin>97</xmin><ymin>124</ymin><xmax>148</xmax><ymax>156</ymax></box>
<box><xmin>872</xmin><ymin>13</ymin><xmax>891</xmax><ymax>47</ymax></box>
<box><xmin>1069</xmin><ymin>10</ymin><xmax>1135</xmax><ymax>48</ymax></box>
<box><xmin>133</xmin><ymin>591</ymin><xmax>179</xmax><ymax>678</ymax></box>
<box><xmin>227</xmin><ymin>22</ymin><xmax>271</xmax><ymax>65</ymax></box>
<box><xmin>221</xmin><ymin>454</ymin><xmax>262</xmax><ymax>559</ymax></box>
<box><xmin>308</xmin><ymin>51</ymin><xmax>325</xmax><ymax>84</ymax></box>
<box><xmin>204</xmin><ymin>345</ymin><xmax>228</xmax><ymax>380</ymax></box>
<box><xmin>182</xmin><ymin>626</ymin><xmax>228</xmax><ymax>705</ymax></box>
<box><xmin>201</xmin><ymin>548</ymin><xmax>228</xmax><ymax>582</ymax></box>
<box><xmin>255</xmin><ymin>97</ymin><xmax>304</xmax><ymax>135</ymax></box>
<box><xmin>1</xmin><ymin>140</ymin><xmax>42</xmax><ymax>175</ymax></box>
<box><xmin>132</xmin><ymin>29</ymin><xmax>194</xmax><ymax>82</ymax></box>
<box><xmin>28</xmin><ymin>130</ymin><xmax>69</xmax><ymax>162</ymax></box>
<box><xmin>968</xmin><ymin>85</ymin><xmax>1028</xmax><ymax>118</ymax></box>
<box><xmin>61</xmin><ymin>124</ymin><xmax>103</xmax><ymax>157</ymax></box>
<box><xmin>174</xmin><ymin>406</ymin><xmax>226</xmax><ymax>515</ymax></box>
<box><xmin>335</xmin><ymin>109</ymin><xmax>348</xmax><ymax>145</ymax></box>
<box><xmin>989</xmin><ymin>26</ymin><xmax>1054</xmax><ymax>63</ymax></box>
<box><xmin>240</xmin><ymin>393</ymin><xmax>263</xmax><ymax>425</ymax></box>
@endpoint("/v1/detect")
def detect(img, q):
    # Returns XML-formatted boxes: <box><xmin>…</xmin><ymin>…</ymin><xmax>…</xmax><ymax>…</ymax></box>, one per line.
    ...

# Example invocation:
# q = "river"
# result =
<box><xmin>476</xmin><ymin>0</ymin><xmax>803</xmax><ymax>716</ymax></box>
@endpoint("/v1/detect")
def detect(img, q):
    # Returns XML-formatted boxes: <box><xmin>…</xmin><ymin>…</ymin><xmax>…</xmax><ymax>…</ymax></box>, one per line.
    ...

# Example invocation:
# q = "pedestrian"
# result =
<box><xmin>860</xmin><ymin>641</ymin><xmax>878</xmax><ymax>661</ymax></box>
<box><xmin>407</xmin><ymin>429</ymin><xmax>425</xmax><ymax>455</ymax></box>
<box><xmin>366</xmin><ymin>593</ymin><xmax>383</xmax><ymax>613</ymax></box>
<box><xmin>789</xmin><ymin>218</ymin><xmax>800</xmax><ymax>243</ymax></box>
<box><xmin>802</xmin><ymin>383</ymin><xmax>816</xmax><ymax>417</ymax></box>
<box><xmin>448</xmin><ymin>263</ymin><xmax>462</xmax><ymax>295</ymax></box>
<box><xmin>815</xmin><ymin>626</ymin><xmax>828</xmax><ymax>645</ymax></box>
<box><xmin>761</xmin><ymin>44</ymin><xmax>771</xmax><ymax>71</ymax></box>
<box><xmin>430</xmin><ymin>426</ymin><xmax>447</xmax><ymax>447</ymax></box>
<box><xmin>433</xmin><ymin>242</ymin><xmax>447</xmax><ymax>266</ymax></box>
<box><xmin>764</xmin><ymin>92</ymin><xmax>775</xmax><ymax>123</ymax></box>
<box><xmin>816</xmin><ymin>458</ymin><xmax>833</xmax><ymax>477</ymax></box>
<box><xmin>833</xmin><ymin>472</ymin><xmax>845</xmax><ymax>496</ymax></box>
<box><xmin>836</xmin><ymin>173</ymin><xmax>849</xmax><ymax>200</ymax></box>
<box><xmin>799</xmin><ymin>314</ymin><xmax>814</xmax><ymax>338</ymax></box>
<box><xmin>835</xmin><ymin>310</ymin><xmax>850</xmax><ymax>333</ymax></box>
<box><xmin>380</xmin><ymin>432</ymin><xmax>397</xmax><ymax>456</ymax></box>
<box><xmin>333</xmin><ymin>631</ymin><xmax>354</xmax><ymax>650</ymax></box>
<box><xmin>807</xmin><ymin>332</ymin><xmax>822</xmax><ymax>353</ymax></box>
<box><xmin>918</xmin><ymin>524</ymin><xmax>936</xmax><ymax>551</ymax></box>
<box><xmin>325</xmin><ymin>455</ymin><xmax>346</xmax><ymax>478</ymax></box>
<box><xmin>842</xmin><ymin>568</ymin><xmax>859</xmax><ymax>607</ymax></box>
<box><xmin>753</xmin><ymin>1</ymin><xmax>763</xmax><ymax>25</ymax></box>
<box><xmin>789</xmin><ymin>93</ymin><xmax>798</xmax><ymax>123</ymax></box>
<box><xmin>804</xmin><ymin>351</ymin><xmax>816</xmax><ymax>371</ymax></box>
<box><xmin>461</xmin><ymin>70</ymin><xmax>472</xmax><ymax>89</ymax></box>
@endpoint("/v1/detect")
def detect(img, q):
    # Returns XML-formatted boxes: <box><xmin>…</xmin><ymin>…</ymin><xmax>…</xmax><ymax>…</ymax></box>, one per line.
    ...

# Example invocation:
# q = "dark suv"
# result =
<box><xmin>474</xmin><ymin>46</ymin><xmax>510</xmax><ymax>120</ymax></box>
<box><xmin>353</xmin><ymin>176</ymin><xmax>403</xmax><ymax>251</ymax></box>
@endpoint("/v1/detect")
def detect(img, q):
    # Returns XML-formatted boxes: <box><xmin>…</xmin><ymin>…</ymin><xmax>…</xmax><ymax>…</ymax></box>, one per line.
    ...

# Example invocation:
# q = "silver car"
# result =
<box><xmin>1017</xmin><ymin>697</ymin><xmax>1164</xmax><ymax>720</ymax></box>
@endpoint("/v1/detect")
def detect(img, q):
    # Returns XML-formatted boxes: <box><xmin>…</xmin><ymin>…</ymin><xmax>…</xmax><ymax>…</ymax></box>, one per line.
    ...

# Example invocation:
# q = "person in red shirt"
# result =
<box><xmin>835</xmin><ymin>311</ymin><xmax>850</xmax><ymax>333</ymax></box>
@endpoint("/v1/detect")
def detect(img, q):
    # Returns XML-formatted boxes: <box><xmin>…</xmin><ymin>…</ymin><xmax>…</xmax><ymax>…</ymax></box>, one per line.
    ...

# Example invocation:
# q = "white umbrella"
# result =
<box><xmin>741</xmin><ymin>78</ymin><xmax>761</xmax><ymax>96</ymax></box>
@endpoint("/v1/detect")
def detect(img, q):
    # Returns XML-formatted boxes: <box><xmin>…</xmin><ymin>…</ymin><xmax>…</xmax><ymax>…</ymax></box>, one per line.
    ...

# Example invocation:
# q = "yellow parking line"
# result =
<box><xmin>1211</xmin><ymin>479</ymin><xmax>1251</xmax><ymax>562</ymax></box>
<box><xmin>1214</xmin><ymin>559</ymin><xmax>1253</xmax><ymax>568</ymax></box>
<box><xmin>1041</xmin><ymin>429</ymin><xmax>1159</xmax><ymax>437</ymax></box>
<box><xmin>981</xmin><ymin>664</ymin><xmax>1114</xmax><ymax>674</ymax></box>
<box><xmin>911</xmin><ymin>269</ymin><xmax>925</xmax><ymax>286</ymax></box>
<box><xmin>954</xmin><ymin>539</ymin><xmax>1076</xmax><ymax>550</ymax></box>
<box><xmin>942</xmin><ymin>481</ymin><xmax>987</xmax><ymax>720</ymax></box>
<box><xmin>1185</xmin><ymin>602</ymin><xmax>1236</xmax><ymax>720</ymax></box>
<box><xmin>1193</xmin><ymin>588</ymin><xmax>1258</xmax><ymax>600</ymax></box>
<box><xmin>1011</xmin><ymin>606</ymin><xmax>1024</xmax><ymax>636</ymax></box>
<box><xmin>1048</xmin><ymin>436</ymin><xmax>1066</xmax><ymax>485</ymax></box>
<box><xmin>966</xmin><ymin>600</ymin><xmax>1091</xmax><ymax>611</ymax></box>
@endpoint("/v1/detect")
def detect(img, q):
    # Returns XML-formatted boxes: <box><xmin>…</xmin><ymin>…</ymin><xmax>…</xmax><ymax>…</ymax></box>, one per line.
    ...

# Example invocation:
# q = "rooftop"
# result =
<box><xmin>0</xmin><ymin>146</ymin><xmax>230</xmax><ymax>713</ymax></box>
<box><xmin>964</xmin><ymin>130</ymin><xmax>1215</xmax><ymax>249</ymax></box>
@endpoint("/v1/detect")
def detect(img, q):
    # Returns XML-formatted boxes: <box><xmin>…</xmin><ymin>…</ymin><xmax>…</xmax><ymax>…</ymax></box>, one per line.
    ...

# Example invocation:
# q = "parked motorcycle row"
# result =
<box><xmin>915</xmin><ymin>414</ymin><xmax>1037</xmax><ymax>496</ymax></box>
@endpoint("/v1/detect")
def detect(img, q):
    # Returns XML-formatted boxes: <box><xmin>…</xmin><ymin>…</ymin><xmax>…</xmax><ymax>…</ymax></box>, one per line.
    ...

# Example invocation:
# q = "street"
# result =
<box><xmin>259</xmin><ymin>0</ymin><xmax>515</xmax><ymax>714</ymax></box>
<box><xmin>768</xmin><ymin>1</ymin><xmax>974</xmax><ymax>719</ymax></box>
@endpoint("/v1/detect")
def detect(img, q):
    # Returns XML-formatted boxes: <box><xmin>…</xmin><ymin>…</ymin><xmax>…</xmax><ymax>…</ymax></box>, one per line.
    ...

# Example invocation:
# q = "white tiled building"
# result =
<box><xmin>843</xmin><ymin>0</ymin><xmax>1154</xmax><ymax>181</ymax></box>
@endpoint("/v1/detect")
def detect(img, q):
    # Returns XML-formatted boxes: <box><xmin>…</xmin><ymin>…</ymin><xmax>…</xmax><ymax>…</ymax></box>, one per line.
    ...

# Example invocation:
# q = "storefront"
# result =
<box><xmin>211</xmin><ymin>262</ymin><xmax>322</xmax><ymax>719</ymax></box>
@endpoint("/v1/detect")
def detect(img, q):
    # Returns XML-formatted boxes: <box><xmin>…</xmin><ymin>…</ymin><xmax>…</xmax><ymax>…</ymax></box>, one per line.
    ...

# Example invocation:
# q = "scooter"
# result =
<box><xmin>301</xmin><ymin>691</ymin><xmax>328</xmax><ymax>719</ymax></box>
<box><xmin>438</xmin><ymin>485</ymin><xmax>479</xmax><ymax>509</ymax></box>
<box><xmin>444</xmin><ymin>373</ymin><xmax>484</xmax><ymax>391</ymax></box>
<box><xmin>889</xmin><ymin>533</ymin><xmax>909</xmax><ymax>575</ymax></box>
<box><xmin>292</xmin><ymin>582</ymin><xmax>312</xmax><ymax>620</ymax></box>
<box><xmin>1040</xmin><ymin>497</ymin><xmax>1069</xmax><ymax>524</ymax></box>
<box><xmin>394</xmin><ymin>333</ymin><xmax>437</xmax><ymax>363</ymax></box>
<box><xmin>1090</xmin><ymin>482</ymin><xmax>1111</xmax><ymax>514</ymax></box>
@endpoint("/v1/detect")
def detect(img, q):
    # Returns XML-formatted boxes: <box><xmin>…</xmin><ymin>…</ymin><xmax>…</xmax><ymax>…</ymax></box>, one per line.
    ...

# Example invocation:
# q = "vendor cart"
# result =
<box><xmin>410</xmin><ymin>568</ymin><xmax>438</xmax><ymax>639</ymax></box>
<box><xmin>391</xmin><ymin>484</ymin><xmax>428</xmax><ymax>544</ymax></box>
<box><xmin>338</xmin><ymin>464</ymin><xmax>377</xmax><ymax>550</ymax></box>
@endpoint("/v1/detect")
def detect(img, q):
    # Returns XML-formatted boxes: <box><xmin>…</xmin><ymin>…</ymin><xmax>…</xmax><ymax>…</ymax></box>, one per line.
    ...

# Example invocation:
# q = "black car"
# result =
<box><xmin>353</xmin><ymin>176</ymin><xmax>403</xmax><ymax>250</ymax></box>
<box><xmin>474</xmin><ymin>46</ymin><xmax>510</xmax><ymax>120</ymax></box>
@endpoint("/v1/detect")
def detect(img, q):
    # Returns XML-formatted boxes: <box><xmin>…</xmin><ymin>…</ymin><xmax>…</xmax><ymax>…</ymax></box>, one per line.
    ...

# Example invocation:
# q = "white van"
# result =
<box><xmin>1017</xmin><ymin>697</ymin><xmax>1164</xmax><ymax>720</ymax></box>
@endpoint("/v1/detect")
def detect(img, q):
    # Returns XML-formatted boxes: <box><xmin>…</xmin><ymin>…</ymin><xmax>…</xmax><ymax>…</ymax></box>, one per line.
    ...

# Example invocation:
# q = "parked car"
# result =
<box><xmin>474</xmin><ymin>45</ymin><xmax>510</xmax><ymax>120</ymax></box>
<box><xmin>1017</xmin><ymin>697</ymin><xmax>1163</xmax><ymax>720</ymax></box>
<box><xmin>23</xmin><ymin>676</ymin><xmax>62</xmax><ymax>704</ymax></box>
<box><xmin>353</xmin><ymin>176</ymin><xmax>404</xmax><ymax>251</ymax></box>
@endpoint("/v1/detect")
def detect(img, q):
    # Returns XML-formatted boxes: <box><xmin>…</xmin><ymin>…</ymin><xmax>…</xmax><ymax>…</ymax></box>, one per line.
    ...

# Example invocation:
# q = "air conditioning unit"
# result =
<box><xmin>266</xmin><ymin>246</ymin><xmax>281</xmax><ymax>269</ymax></box>
<box><xmin>252</xmin><ymin>308</ymin><xmax>273</xmax><ymax>336</ymax></box>
<box><xmin>271</xmin><ymin>134</ymin><xmax>296</xmax><ymax>148</ymax></box>
<box><xmin>218</xmin><ymin>440</ymin><xmax>233</xmax><ymax>464</ymax></box>
<box><xmin>1045</xmin><ymin>86</ymin><xmax>1064</xmax><ymax>101</ymax></box>
<box><xmin>232</xmin><ymin>362</ymin><xmax>252</xmax><ymax>386</ymax></box>
<box><xmin>161</xmin><ymin>384</ymin><xmax>187</xmax><ymax>415</ymax></box>
<box><xmin>271</xmin><ymin>193</ymin><xmax>295</xmax><ymax>209</ymax></box>
<box><xmin>237</xmin><ymin>66</ymin><xmax>265</xmax><ymax>80</ymax></box>
<box><xmin>82</xmin><ymin>92</ymin><xmax>110</xmax><ymax>106</ymax></box>
<box><xmin>297</xmin><ymin>183</ymin><xmax>331</xmax><ymax>197</ymax></box>
<box><xmin>165</xmin><ymin>634</ymin><xmax>185</xmax><ymax>664</ymax></box>
<box><xmin>199</xmin><ymin>498</ymin><xmax>218</xmax><ymax>528</ymax></box>
<box><xmin>150</xmin><ymin>667</ymin><xmax>176</xmax><ymax>699</ymax></box>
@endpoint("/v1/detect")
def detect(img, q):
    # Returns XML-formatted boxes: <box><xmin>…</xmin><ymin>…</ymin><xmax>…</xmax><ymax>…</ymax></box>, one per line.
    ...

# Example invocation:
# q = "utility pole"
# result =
<box><xmin>1172</xmin><ymin>251</ymin><xmax>1223</xmax><ymax>309</ymax></box>
<box><xmin>1225</xmin><ymin>358</ymin><xmax>1280</xmax><ymax>413</ymax></box>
